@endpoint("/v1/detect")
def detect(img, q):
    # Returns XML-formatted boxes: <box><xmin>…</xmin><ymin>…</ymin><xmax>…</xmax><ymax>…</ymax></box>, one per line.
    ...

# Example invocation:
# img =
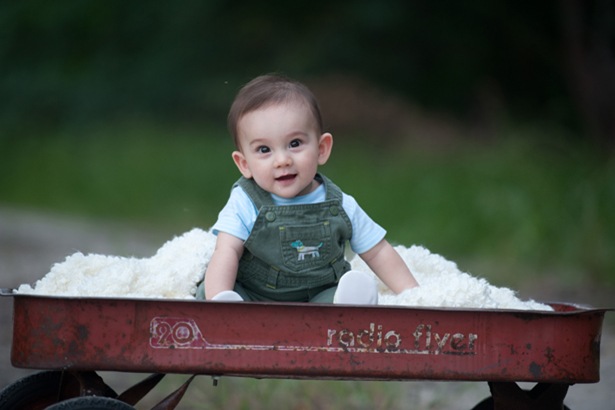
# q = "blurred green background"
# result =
<box><xmin>1</xmin><ymin>2</ymin><xmax>614</xmax><ymax>408</ymax></box>
<box><xmin>1</xmin><ymin>1</ymin><xmax>614</xmax><ymax>289</ymax></box>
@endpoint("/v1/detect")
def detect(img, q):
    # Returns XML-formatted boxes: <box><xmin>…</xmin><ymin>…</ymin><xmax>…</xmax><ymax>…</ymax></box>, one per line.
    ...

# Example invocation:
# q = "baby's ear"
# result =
<box><xmin>318</xmin><ymin>133</ymin><xmax>333</xmax><ymax>165</ymax></box>
<box><xmin>232</xmin><ymin>151</ymin><xmax>253</xmax><ymax>178</ymax></box>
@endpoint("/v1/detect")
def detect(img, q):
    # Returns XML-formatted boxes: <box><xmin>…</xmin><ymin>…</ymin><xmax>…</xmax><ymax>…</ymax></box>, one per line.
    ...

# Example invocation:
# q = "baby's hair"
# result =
<box><xmin>227</xmin><ymin>74</ymin><xmax>324</xmax><ymax>148</ymax></box>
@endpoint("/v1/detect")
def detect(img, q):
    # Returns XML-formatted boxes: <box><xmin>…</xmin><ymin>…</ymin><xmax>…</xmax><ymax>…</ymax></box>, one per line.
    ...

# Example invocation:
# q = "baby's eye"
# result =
<box><xmin>289</xmin><ymin>139</ymin><xmax>302</xmax><ymax>148</ymax></box>
<box><xmin>257</xmin><ymin>146</ymin><xmax>270</xmax><ymax>154</ymax></box>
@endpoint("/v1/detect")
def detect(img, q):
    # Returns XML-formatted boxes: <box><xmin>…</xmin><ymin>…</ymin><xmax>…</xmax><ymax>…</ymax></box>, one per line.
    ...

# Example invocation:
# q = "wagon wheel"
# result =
<box><xmin>0</xmin><ymin>370</ymin><xmax>78</xmax><ymax>409</ymax></box>
<box><xmin>471</xmin><ymin>397</ymin><xmax>572</xmax><ymax>410</ymax></box>
<box><xmin>45</xmin><ymin>396</ymin><xmax>135</xmax><ymax>409</ymax></box>
<box><xmin>471</xmin><ymin>382</ymin><xmax>572</xmax><ymax>410</ymax></box>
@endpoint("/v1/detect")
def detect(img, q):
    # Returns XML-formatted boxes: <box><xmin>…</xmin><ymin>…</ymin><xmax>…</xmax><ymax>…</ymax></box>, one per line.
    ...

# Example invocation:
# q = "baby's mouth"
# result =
<box><xmin>276</xmin><ymin>174</ymin><xmax>296</xmax><ymax>182</ymax></box>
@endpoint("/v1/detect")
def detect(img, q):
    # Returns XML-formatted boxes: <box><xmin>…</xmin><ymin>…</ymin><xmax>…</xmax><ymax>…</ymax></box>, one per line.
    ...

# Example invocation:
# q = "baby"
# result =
<box><xmin>203</xmin><ymin>74</ymin><xmax>419</xmax><ymax>304</ymax></box>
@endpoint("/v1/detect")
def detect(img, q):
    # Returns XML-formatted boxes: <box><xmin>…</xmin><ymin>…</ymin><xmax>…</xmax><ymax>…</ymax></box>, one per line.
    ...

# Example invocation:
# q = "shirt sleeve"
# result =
<box><xmin>342</xmin><ymin>193</ymin><xmax>387</xmax><ymax>254</ymax></box>
<box><xmin>211</xmin><ymin>187</ymin><xmax>258</xmax><ymax>241</ymax></box>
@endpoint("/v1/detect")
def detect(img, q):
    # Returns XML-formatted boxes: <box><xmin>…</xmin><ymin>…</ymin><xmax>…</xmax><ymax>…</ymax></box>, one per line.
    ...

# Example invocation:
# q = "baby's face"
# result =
<box><xmin>232</xmin><ymin>102</ymin><xmax>331</xmax><ymax>198</ymax></box>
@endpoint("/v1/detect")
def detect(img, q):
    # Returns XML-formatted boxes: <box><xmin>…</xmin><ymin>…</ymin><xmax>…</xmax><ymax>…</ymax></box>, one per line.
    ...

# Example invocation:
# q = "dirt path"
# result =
<box><xmin>1</xmin><ymin>206</ymin><xmax>612</xmax><ymax>409</ymax></box>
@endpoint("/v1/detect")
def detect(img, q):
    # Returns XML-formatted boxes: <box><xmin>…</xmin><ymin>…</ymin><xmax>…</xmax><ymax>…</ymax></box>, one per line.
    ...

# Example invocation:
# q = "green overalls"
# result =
<box><xmin>233</xmin><ymin>174</ymin><xmax>353</xmax><ymax>302</ymax></box>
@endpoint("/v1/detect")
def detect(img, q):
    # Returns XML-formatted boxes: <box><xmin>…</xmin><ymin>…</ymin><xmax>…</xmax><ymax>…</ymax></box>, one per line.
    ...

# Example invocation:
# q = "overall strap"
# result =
<box><xmin>319</xmin><ymin>174</ymin><xmax>343</xmax><ymax>202</ymax></box>
<box><xmin>234</xmin><ymin>177</ymin><xmax>275</xmax><ymax>208</ymax></box>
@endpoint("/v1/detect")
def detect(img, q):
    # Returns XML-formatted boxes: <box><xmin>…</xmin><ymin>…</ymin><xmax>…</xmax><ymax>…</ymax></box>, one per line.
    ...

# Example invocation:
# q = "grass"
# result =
<box><xmin>1</xmin><ymin>122</ymin><xmax>614</xmax><ymax>289</ymax></box>
<box><xmin>0</xmin><ymin>123</ymin><xmax>235</xmax><ymax>229</ymax></box>
<box><xmin>325</xmin><ymin>133</ymin><xmax>615</xmax><ymax>287</ymax></box>
<box><xmin>108</xmin><ymin>372</ymin><xmax>490</xmax><ymax>410</ymax></box>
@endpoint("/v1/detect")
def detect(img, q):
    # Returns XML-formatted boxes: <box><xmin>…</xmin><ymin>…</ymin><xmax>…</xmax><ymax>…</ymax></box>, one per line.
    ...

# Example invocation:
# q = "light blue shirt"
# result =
<box><xmin>213</xmin><ymin>183</ymin><xmax>386</xmax><ymax>255</ymax></box>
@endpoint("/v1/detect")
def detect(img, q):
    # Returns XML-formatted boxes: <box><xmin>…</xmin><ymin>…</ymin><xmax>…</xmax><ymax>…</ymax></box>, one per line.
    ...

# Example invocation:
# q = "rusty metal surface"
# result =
<box><xmin>3</xmin><ymin>290</ymin><xmax>607</xmax><ymax>383</ymax></box>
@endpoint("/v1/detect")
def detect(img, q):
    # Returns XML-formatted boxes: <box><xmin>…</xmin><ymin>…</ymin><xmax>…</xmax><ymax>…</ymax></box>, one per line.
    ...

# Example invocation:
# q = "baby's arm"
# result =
<box><xmin>204</xmin><ymin>232</ymin><xmax>244</xmax><ymax>300</ymax></box>
<box><xmin>359</xmin><ymin>239</ymin><xmax>419</xmax><ymax>293</ymax></box>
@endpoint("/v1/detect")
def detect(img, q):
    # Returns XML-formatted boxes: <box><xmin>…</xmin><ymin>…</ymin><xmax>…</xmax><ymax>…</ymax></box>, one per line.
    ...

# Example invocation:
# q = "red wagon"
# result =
<box><xmin>0</xmin><ymin>288</ymin><xmax>611</xmax><ymax>409</ymax></box>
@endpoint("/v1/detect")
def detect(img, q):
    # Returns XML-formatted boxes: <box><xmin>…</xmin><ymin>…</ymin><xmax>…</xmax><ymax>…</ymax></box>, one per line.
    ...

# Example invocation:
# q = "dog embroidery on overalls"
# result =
<box><xmin>290</xmin><ymin>240</ymin><xmax>323</xmax><ymax>261</ymax></box>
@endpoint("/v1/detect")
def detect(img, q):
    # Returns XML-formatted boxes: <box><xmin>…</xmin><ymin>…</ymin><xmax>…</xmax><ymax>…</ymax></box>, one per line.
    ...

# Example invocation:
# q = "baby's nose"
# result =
<box><xmin>274</xmin><ymin>152</ymin><xmax>292</xmax><ymax>167</ymax></box>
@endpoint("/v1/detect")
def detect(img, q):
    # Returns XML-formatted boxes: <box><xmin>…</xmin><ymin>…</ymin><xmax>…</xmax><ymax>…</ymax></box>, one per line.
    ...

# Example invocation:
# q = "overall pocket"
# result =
<box><xmin>280</xmin><ymin>221</ymin><xmax>333</xmax><ymax>272</ymax></box>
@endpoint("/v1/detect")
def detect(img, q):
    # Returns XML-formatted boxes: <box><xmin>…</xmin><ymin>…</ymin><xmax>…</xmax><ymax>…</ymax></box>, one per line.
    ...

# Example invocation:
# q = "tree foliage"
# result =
<box><xmin>1</xmin><ymin>0</ymin><xmax>613</xmax><ymax>145</ymax></box>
